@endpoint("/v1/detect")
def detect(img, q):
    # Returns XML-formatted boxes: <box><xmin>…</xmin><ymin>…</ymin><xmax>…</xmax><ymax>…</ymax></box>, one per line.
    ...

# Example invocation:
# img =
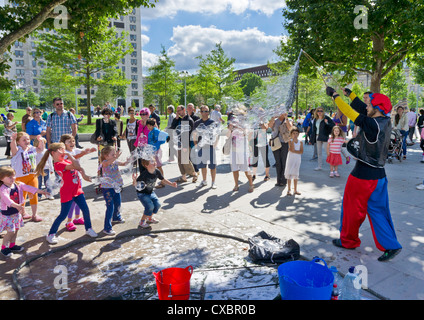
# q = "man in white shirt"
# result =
<box><xmin>210</xmin><ymin>105</ymin><xmax>225</xmax><ymax>124</ymax></box>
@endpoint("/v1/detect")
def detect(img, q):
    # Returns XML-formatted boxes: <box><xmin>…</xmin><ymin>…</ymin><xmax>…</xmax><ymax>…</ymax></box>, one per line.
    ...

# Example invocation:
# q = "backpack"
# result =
<box><xmin>248</xmin><ymin>231</ymin><xmax>300</xmax><ymax>264</ymax></box>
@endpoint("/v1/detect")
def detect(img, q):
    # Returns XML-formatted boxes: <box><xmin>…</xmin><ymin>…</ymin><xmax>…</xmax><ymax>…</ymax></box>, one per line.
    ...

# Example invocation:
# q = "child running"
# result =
<box><xmin>326</xmin><ymin>126</ymin><xmax>347</xmax><ymax>177</ymax></box>
<box><xmin>60</xmin><ymin>134</ymin><xmax>96</xmax><ymax>231</ymax></box>
<box><xmin>0</xmin><ymin>166</ymin><xmax>49</xmax><ymax>257</ymax></box>
<box><xmin>284</xmin><ymin>127</ymin><xmax>303</xmax><ymax>196</ymax></box>
<box><xmin>10</xmin><ymin>132</ymin><xmax>45</xmax><ymax>222</ymax></box>
<box><xmin>35</xmin><ymin>143</ymin><xmax>98</xmax><ymax>244</ymax></box>
<box><xmin>99</xmin><ymin>146</ymin><xmax>128</xmax><ymax>235</ymax></box>
<box><xmin>132</xmin><ymin>158</ymin><xmax>177</xmax><ymax>228</ymax></box>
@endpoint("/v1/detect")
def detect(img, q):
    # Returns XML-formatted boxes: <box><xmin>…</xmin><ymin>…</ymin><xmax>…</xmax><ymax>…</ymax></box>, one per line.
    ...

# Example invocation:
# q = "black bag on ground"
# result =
<box><xmin>248</xmin><ymin>231</ymin><xmax>300</xmax><ymax>264</ymax></box>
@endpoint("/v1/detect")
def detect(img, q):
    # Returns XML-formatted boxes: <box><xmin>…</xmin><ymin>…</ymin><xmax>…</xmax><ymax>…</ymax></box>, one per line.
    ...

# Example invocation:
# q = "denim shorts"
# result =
<box><xmin>195</xmin><ymin>145</ymin><xmax>216</xmax><ymax>169</ymax></box>
<box><xmin>137</xmin><ymin>192</ymin><xmax>161</xmax><ymax>216</ymax></box>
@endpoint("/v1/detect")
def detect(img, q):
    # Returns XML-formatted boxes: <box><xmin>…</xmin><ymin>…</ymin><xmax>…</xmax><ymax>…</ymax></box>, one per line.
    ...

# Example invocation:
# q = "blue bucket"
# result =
<box><xmin>278</xmin><ymin>257</ymin><xmax>334</xmax><ymax>300</ymax></box>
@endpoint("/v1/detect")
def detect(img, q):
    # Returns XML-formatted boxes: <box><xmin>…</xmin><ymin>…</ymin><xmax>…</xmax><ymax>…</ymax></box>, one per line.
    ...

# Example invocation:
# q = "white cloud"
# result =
<box><xmin>141</xmin><ymin>50</ymin><xmax>159</xmax><ymax>71</ymax></box>
<box><xmin>142</xmin><ymin>0</ymin><xmax>285</xmax><ymax>19</ymax></box>
<box><xmin>166</xmin><ymin>25</ymin><xmax>282</xmax><ymax>71</ymax></box>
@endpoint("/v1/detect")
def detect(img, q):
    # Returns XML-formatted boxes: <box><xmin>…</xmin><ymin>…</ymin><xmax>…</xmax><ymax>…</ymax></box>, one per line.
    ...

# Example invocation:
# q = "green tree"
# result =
<box><xmin>205</xmin><ymin>42</ymin><xmax>243</xmax><ymax>104</ymax></box>
<box><xmin>25</xmin><ymin>88</ymin><xmax>40</xmax><ymax>107</ymax></box>
<box><xmin>238</xmin><ymin>73</ymin><xmax>263</xmax><ymax>98</ymax></box>
<box><xmin>144</xmin><ymin>46</ymin><xmax>181</xmax><ymax>113</ymax></box>
<box><xmin>11</xmin><ymin>88</ymin><xmax>26</xmax><ymax>108</ymax></box>
<box><xmin>189</xmin><ymin>56</ymin><xmax>220</xmax><ymax>105</ymax></box>
<box><xmin>0</xmin><ymin>90</ymin><xmax>12</xmax><ymax>108</ymax></box>
<box><xmin>277</xmin><ymin>0</ymin><xmax>424</xmax><ymax>93</ymax></box>
<box><xmin>0</xmin><ymin>0</ymin><xmax>156</xmax><ymax>89</ymax></box>
<box><xmin>380</xmin><ymin>68</ymin><xmax>408</xmax><ymax>105</ymax></box>
<box><xmin>38</xmin><ymin>66</ymin><xmax>77</xmax><ymax>108</ymax></box>
<box><xmin>35</xmin><ymin>18</ymin><xmax>132</xmax><ymax>124</ymax></box>
<box><xmin>407</xmin><ymin>90</ymin><xmax>417</xmax><ymax>110</ymax></box>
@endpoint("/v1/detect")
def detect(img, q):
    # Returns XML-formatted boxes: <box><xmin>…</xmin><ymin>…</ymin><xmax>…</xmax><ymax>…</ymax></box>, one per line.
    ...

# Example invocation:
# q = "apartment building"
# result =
<box><xmin>4</xmin><ymin>1</ymin><xmax>143</xmax><ymax>112</ymax></box>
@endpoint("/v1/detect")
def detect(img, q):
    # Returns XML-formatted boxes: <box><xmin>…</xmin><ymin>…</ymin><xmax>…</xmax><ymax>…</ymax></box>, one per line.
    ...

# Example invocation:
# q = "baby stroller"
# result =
<box><xmin>387</xmin><ymin>129</ymin><xmax>403</xmax><ymax>163</ymax></box>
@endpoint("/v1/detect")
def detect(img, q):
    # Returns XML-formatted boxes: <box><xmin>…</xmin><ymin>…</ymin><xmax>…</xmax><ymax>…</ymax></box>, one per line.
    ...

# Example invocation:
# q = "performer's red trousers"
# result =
<box><xmin>340</xmin><ymin>175</ymin><xmax>402</xmax><ymax>251</ymax></box>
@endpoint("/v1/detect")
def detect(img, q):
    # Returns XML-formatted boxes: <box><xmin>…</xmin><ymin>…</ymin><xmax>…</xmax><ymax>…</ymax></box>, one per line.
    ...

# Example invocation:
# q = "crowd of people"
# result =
<box><xmin>0</xmin><ymin>89</ymin><xmax>422</xmax><ymax>262</ymax></box>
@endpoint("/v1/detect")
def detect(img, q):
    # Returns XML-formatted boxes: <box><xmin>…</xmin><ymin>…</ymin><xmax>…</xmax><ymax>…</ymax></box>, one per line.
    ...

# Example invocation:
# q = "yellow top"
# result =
<box><xmin>334</xmin><ymin>94</ymin><xmax>360</xmax><ymax>122</ymax></box>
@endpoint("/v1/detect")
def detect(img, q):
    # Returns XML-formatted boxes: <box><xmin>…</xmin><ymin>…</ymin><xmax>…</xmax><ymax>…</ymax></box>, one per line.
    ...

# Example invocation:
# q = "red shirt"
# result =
<box><xmin>54</xmin><ymin>160</ymin><xmax>84</xmax><ymax>203</ymax></box>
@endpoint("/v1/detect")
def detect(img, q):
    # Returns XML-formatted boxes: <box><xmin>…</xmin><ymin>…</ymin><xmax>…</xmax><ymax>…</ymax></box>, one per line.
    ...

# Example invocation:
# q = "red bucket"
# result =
<box><xmin>153</xmin><ymin>266</ymin><xmax>193</xmax><ymax>300</ymax></box>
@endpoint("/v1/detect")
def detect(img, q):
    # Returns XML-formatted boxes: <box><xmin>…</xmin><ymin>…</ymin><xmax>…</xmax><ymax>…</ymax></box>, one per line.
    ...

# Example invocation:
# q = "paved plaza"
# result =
<box><xmin>0</xmin><ymin>133</ymin><xmax>423</xmax><ymax>300</ymax></box>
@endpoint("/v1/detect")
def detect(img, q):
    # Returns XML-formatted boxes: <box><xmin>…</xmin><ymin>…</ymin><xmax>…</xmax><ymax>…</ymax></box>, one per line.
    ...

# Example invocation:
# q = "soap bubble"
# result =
<box><xmin>195</xmin><ymin>122</ymin><xmax>222</xmax><ymax>148</ymax></box>
<box><xmin>135</xmin><ymin>181</ymin><xmax>146</xmax><ymax>191</ymax></box>
<box><xmin>46</xmin><ymin>175</ymin><xmax>63</xmax><ymax>196</ymax></box>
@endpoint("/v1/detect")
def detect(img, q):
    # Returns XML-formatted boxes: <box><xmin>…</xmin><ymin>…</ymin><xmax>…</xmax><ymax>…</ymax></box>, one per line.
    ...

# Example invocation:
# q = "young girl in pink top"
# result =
<box><xmin>0</xmin><ymin>166</ymin><xmax>48</xmax><ymax>257</ymax></box>
<box><xmin>326</xmin><ymin>126</ymin><xmax>347</xmax><ymax>177</ymax></box>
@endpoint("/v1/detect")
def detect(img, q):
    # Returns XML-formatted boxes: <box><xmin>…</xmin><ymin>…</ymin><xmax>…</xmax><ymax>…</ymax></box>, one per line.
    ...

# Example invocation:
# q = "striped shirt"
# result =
<box><xmin>46</xmin><ymin>111</ymin><xmax>77</xmax><ymax>143</ymax></box>
<box><xmin>328</xmin><ymin>137</ymin><xmax>345</xmax><ymax>154</ymax></box>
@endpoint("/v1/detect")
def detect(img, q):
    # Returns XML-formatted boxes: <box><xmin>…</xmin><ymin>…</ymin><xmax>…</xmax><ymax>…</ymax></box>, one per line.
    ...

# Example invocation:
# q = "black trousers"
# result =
<box><xmin>272</xmin><ymin>142</ymin><xmax>289</xmax><ymax>185</ymax></box>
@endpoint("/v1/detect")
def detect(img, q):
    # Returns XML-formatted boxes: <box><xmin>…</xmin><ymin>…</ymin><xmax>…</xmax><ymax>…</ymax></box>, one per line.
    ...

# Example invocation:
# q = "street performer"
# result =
<box><xmin>326</xmin><ymin>86</ymin><xmax>402</xmax><ymax>262</ymax></box>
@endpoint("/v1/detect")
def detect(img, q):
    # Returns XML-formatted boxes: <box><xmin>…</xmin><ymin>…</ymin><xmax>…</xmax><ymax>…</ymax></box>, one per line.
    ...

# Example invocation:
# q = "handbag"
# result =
<box><xmin>269</xmin><ymin>133</ymin><xmax>282</xmax><ymax>151</ymax></box>
<box><xmin>222</xmin><ymin>137</ymin><xmax>231</xmax><ymax>155</ymax></box>
<box><xmin>90</xmin><ymin>119</ymin><xmax>103</xmax><ymax>145</ymax></box>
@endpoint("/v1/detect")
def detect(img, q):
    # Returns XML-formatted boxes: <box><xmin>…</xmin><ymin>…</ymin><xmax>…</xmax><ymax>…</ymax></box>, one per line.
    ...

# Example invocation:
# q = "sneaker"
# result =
<box><xmin>197</xmin><ymin>180</ymin><xmax>207</xmax><ymax>188</ymax></box>
<box><xmin>334</xmin><ymin>172</ymin><xmax>340</xmax><ymax>177</ymax></box>
<box><xmin>378</xmin><ymin>248</ymin><xmax>402</xmax><ymax>262</ymax></box>
<box><xmin>138</xmin><ymin>220</ymin><xmax>150</xmax><ymax>229</ymax></box>
<box><xmin>1</xmin><ymin>248</ymin><xmax>12</xmax><ymax>257</ymax></box>
<box><xmin>314</xmin><ymin>167</ymin><xmax>322</xmax><ymax>171</ymax></box>
<box><xmin>85</xmin><ymin>228</ymin><xmax>98</xmax><ymax>238</ymax></box>
<box><xmin>46</xmin><ymin>234</ymin><xmax>58</xmax><ymax>244</ymax></box>
<box><xmin>73</xmin><ymin>217</ymin><xmax>85</xmax><ymax>225</ymax></box>
<box><xmin>211</xmin><ymin>182</ymin><xmax>217</xmax><ymax>189</ymax></box>
<box><xmin>329</xmin><ymin>172</ymin><xmax>334</xmax><ymax>178</ymax></box>
<box><xmin>416</xmin><ymin>184</ymin><xmax>424</xmax><ymax>190</ymax></box>
<box><xmin>147</xmin><ymin>217</ymin><xmax>159</xmax><ymax>224</ymax></box>
<box><xmin>10</xmin><ymin>245</ymin><xmax>24</xmax><ymax>253</ymax></box>
<box><xmin>102</xmin><ymin>229</ymin><xmax>116</xmax><ymax>235</ymax></box>
<box><xmin>66</xmin><ymin>222</ymin><xmax>77</xmax><ymax>231</ymax></box>
<box><xmin>112</xmin><ymin>218</ymin><xmax>125</xmax><ymax>224</ymax></box>
<box><xmin>309</xmin><ymin>156</ymin><xmax>318</xmax><ymax>161</ymax></box>
<box><xmin>48</xmin><ymin>195</ymin><xmax>55</xmax><ymax>200</ymax></box>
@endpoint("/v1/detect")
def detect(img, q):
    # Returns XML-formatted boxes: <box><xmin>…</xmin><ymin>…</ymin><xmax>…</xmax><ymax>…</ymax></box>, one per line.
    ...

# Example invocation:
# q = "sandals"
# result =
<box><xmin>233</xmin><ymin>186</ymin><xmax>239</xmax><ymax>191</ymax></box>
<box><xmin>176</xmin><ymin>177</ymin><xmax>188</xmax><ymax>183</ymax></box>
<box><xmin>155</xmin><ymin>183</ymin><xmax>165</xmax><ymax>189</ymax></box>
<box><xmin>294</xmin><ymin>191</ymin><xmax>301</xmax><ymax>195</ymax></box>
<box><xmin>287</xmin><ymin>190</ymin><xmax>292</xmax><ymax>196</ymax></box>
<box><xmin>264</xmin><ymin>176</ymin><xmax>271</xmax><ymax>181</ymax></box>
<box><xmin>248</xmin><ymin>185</ymin><xmax>254</xmax><ymax>193</ymax></box>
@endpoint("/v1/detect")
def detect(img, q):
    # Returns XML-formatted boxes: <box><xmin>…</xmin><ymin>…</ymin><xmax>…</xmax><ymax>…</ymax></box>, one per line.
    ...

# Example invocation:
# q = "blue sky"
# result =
<box><xmin>139</xmin><ymin>0</ymin><xmax>287</xmax><ymax>75</ymax></box>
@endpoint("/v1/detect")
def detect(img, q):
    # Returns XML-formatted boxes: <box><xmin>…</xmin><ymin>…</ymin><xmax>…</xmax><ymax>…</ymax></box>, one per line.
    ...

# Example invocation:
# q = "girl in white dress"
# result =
<box><xmin>284</xmin><ymin>127</ymin><xmax>303</xmax><ymax>196</ymax></box>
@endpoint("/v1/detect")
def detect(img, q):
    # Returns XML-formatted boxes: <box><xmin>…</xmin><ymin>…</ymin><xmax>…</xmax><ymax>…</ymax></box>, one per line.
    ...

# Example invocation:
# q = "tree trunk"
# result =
<box><xmin>370</xmin><ymin>34</ymin><xmax>384</xmax><ymax>93</ymax></box>
<box><xmin>370</xmin><ymin>71</ymin><xmax>382</xmax><ymax>93</ymax></box>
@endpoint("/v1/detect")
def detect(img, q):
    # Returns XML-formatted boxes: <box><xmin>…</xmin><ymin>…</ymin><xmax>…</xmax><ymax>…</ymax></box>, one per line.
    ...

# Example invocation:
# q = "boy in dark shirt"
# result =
<box><xmin>326</xmin><ymin>87</ymin><xmax>402</xmax><ymax>262</ymax></box>
<box><xmin>133</xmin><ymin>159</ymin><xmax>177</xmax><ymax>228</ymax></box>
